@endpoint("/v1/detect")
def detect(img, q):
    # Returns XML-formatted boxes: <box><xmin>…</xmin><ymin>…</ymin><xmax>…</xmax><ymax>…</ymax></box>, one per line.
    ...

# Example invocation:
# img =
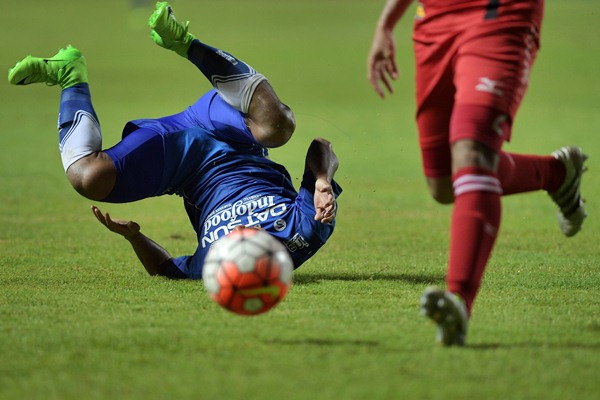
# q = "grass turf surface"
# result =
<box><xmin>1</xmin><ymin>1</ymin><xmax>599</xmax><ymax>399</ymax></box>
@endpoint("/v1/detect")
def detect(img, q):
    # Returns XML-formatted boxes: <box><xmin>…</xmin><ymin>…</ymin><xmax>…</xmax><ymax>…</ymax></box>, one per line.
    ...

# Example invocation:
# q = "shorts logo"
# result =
<box><xmin>476</xmin><ymin>77</ymin><xmax>504</xmax><ymax>97</ymax></box>
<box><xmin>492</xmin><ymin>114</ymin><xmax>509</xmax><ymax>137</ymax></box>
<box><xmin>284</xmin><ymin>233</ymin><xmax>309</xmax><ymax>252</ymax></box>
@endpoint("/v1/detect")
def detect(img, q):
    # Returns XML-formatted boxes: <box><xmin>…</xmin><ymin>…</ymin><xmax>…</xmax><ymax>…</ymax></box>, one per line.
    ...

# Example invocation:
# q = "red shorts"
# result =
<box><xmin>413</xmin><ymin>0</ymin><xmax>544</xmax><ymax>178</ymax></box>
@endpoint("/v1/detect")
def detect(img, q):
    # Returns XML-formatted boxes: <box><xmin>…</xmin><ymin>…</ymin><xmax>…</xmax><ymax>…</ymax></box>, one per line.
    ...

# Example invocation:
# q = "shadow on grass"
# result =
<box><xmin>466</xmin><ymin>342</ymin><xmax>600</xmax><ymax>351</ymax></box>
<box><xmin>266</xmin><ymin>338</ymin><xmax>380</xmax><ymax>348</ymax></box>
<box><xmin>293</xmin><ymin>272</ymin><xmax>444</xmax><ymax>286</ymax></box>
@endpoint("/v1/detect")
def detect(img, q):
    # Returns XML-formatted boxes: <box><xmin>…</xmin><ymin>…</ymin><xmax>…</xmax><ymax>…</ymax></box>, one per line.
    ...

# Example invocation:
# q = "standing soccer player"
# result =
<box><xmin>367</xmin><ymin>0</ymin><xmax>587</xmax><ymax>345</ymax></box>
<box><xmin>8</xmin><ymin>2</ymin><xmax>341</xmax><ymax>279</ymax></box>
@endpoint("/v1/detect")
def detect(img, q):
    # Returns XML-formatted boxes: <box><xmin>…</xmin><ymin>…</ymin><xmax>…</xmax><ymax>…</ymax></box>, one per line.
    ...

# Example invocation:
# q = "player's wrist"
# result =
<box><xmin>124</xmin><ymin>230</ymin><xmax>143</xmax><ymax>242</ymax></box>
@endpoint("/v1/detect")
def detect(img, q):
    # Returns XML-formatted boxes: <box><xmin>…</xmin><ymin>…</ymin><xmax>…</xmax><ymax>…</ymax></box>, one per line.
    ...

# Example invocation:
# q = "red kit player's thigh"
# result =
<box><xmin>451</xmin><ymin>26</ymin><xmax>539</xmax><ymax>150</ymax></box>
<box><xmin>417</xmin><ymin>100</ymin><xmax>453</xmax><ymax>179</ymax></box>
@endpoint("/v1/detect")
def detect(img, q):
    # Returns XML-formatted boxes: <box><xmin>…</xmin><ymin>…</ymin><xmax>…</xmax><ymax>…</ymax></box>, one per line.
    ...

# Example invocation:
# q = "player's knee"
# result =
<box><xmin>431</xmin><ymin>191</ymin><xmax>454</xmax><ymax>204</ymax></box>
<box><xmin>257</xmin><ymin>104</ymin><xmax>296</xmax><ymax>148</ymax></box>
<box><xmin>426</xmin><ymin>177</ymin><xmax>454</xmax><ymax>204</ymax></box>
<box><xmin>66</xmin><ymin>153</ymin><xmax>116</xmax><ymax>201</ymax></box>
<box><xmin>451</xmin><ymin>139</ymin><xmax>499</xmax><ymax>172</ymax></box>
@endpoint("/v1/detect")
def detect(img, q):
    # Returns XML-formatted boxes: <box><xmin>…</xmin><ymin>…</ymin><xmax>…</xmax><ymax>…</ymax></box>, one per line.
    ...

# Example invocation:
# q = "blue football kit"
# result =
<box><xmin>102</xmin><ymin>89</ymin><xmax>342</xmax><ymax>279</ymax></box>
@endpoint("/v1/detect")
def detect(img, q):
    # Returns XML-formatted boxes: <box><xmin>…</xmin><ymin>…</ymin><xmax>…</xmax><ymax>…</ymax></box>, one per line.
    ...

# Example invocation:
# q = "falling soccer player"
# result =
<box><xmin>8</xmin><ymin>1</ymin><xmax>342</xmax><ymax>279</ymax></box>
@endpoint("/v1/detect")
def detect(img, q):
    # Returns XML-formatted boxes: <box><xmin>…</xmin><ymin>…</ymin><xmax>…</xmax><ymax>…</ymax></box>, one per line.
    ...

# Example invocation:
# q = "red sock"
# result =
<box><xmin>498</xmin><ymin>152</ymin><xmax>565</xmax><ymax>195</ymax></box>
<box><xmin>447</xmin><ymin>167</ymin><xmax>502</xmax><ymax>314</ymax></box>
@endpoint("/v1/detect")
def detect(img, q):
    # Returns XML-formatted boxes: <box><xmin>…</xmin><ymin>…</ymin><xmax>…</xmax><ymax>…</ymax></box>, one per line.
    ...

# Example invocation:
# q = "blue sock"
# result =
<box><xmin>187</xmin><ymin>40</ymin><xmax>266</xmax><ymax>112</ymax></box>
<box><xmin>58</xmin><ymin>83</ymin><xmax>99</xmax><ymax>132</ymax></box>
<box><xmin>187</xmin><ymin>40</ymin><xmax>254</xmax><ymax>82</ymax></box>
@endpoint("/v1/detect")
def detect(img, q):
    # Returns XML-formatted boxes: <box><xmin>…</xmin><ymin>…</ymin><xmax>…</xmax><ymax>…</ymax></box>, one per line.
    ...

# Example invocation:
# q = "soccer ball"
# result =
<box><xmin>202</xmin><ymin>227</ymin><xmax>294</xmax><ymax>316</ymax></box>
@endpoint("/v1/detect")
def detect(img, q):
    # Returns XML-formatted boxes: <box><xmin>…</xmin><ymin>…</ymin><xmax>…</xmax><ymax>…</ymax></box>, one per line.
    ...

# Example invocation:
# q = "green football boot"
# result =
<box><xmin>148</xmin><ymin>1</ymin><xmax>196</xmax><ymax>58</ymax></box>
<box><xmin>8</xmin><ymin>45</ymin><xmax>88</xmax><ymax>89</ymax></box>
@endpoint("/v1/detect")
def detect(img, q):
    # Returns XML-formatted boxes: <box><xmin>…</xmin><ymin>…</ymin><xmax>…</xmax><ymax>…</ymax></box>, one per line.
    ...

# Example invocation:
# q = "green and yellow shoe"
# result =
<box><xmin>148</xmin><ymin>1</ymin><xmax>196</xmax><ymax>58</ymax></box>
<box><xmin>8</xmin><ymin>45</ymin><xmax>88</xmax><ymax>89</ymax></box>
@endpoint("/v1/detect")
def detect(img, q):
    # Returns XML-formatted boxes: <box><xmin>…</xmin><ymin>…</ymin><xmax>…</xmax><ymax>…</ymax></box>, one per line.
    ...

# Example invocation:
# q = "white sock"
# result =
<box><xmin>212</xmin><ymin>72</ymin><xmax>267</xmax><ymax>113</ymax></box>
<box><xmin>59</xmin><ymin>110</ymin><xmax>102</xmax><ymax>171</ymax></box>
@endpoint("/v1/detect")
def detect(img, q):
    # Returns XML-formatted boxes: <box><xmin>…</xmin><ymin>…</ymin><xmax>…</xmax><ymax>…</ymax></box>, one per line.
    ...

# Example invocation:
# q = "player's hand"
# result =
<box><xmin>367</xmin><ymin>28</ymin><xmax>398</xmax><ymax>98</ymax></box>
<box><xmin>91</xmin><ymin>205</ymin><xmax>140</xmax><ymax>240</ymax></box>
<box><xmin>313</xmin><ymin>178</ymin><xmax>337</xmax><ymax>224</ymax></box>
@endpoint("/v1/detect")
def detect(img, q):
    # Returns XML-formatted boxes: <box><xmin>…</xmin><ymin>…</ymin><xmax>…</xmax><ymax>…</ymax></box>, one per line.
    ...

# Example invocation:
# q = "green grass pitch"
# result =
<box><xmin>1</xmin><ymin>1</ymin><xmax>599</xmax><ymax>399</ymax></box>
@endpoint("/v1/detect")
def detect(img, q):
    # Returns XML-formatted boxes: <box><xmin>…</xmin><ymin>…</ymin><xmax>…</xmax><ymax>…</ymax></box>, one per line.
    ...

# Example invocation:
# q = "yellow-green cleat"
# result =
<box><xmin>148</xmin><ymin>1</ymin><xmax>196</xmax><ymax>58</ymax></box>
<box><xmin>8</xmin><ymin>45</ymin><xmax>88</xmax><ymax>89</ymax></box>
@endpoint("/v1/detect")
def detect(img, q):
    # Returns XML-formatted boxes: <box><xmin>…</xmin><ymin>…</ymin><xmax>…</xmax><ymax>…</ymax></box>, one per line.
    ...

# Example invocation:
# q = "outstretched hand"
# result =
<box><xmin>313</xmin><ymin>178</ymin><xmax>337</xmax><ymax>224</ymax></box>
<box><xmin>91</xmin><ymin>205</ymin><xmax>140</xmax><ymax>240</ymax></box>
<box><xmin>367</xmin><ymin>28</ymin><xmax>399</xmax><ymax>98</ymax></box>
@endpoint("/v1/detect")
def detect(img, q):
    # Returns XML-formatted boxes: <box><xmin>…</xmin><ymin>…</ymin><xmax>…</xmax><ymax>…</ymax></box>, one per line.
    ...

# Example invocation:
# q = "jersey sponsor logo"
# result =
<box><xmin>273</xmin><ymin>219</ymin><xmax>287</xmax><ymax>232</ymax></box>
<box><xmin>201</xmin><ymin>195</ymin><xmax>288</xmax><ymax>248</ymax></box>
<box><xmin>475</xmin><ymin>77</ymin><xmax>504</xmax><ymax>97</ymax></box>
<box><xmin>284</xmin><ymin>233</ymin><xmax>309</xmax><ymax>253</ymax></box>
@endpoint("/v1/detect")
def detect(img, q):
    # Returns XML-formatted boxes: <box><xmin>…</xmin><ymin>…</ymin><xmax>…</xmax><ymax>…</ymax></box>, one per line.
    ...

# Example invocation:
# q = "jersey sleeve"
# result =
<box><xmin>171</xmin><ymin>245</ymin><xmax>208</xmax><ymax>280</ymax></box>
<box><xmin>282</xmin><ymin>171</ymin><xmax>342</xmax><ymax>269</ymax></box>
<box><xmin>186</xmin><ymin>89</ymin><xmax>258</xmax><ymax>145</ymax></box>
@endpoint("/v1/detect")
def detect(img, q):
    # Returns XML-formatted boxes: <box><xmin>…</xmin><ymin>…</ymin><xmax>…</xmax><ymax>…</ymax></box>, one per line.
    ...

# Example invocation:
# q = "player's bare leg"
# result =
<box><xmin>66</xmin><ymin>154</ymin><xmax>116</xmax><ymax>200</ymax></box>
<box><xmin>423</xmin><ymin>138</ymin><xmax>498</xmax><ymax>205</ymax></box>
<box><xmin>425</xmin><ymin>143</ymin><xmax>589</xmax><ymax>238</ymax></box>
<box><xmin>148</xmin><ymin>1</ymin><xmax>295</xmax><ymax>147</ymax></box>
<box><xmin>244</xmin><ymin>82</ymin><xmax>295</xmax><ymax>148</ymax></box>
<box><xmin>8</xmin><ymin>45</ymin><xmax>116</xmax><ymax>201</ymax></box>
<box><xmin>420</xmin><ymin>139</ymin><xmax>501</xmax><ymax>346</ymax></box>
<box><xmin>425</xmin><ymin>177</ymin><xmax>454</xmax><ymax>204</ymax></box>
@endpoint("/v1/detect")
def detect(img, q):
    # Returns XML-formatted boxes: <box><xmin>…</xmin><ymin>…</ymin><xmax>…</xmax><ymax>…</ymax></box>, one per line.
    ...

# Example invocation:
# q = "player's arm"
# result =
<box><xmin>367</xmin><ymin>0</ymin><xmax>414</xmax><ymax>98</ymax></box>
<box><xmin>91</xmin><ymin>206</ymin><xmax>181</xmax><ymax>277</ymax></box>
<box><xmin>304</xmin><ymin>137</ymin><xmax>339</xmax><ymax>224</ymax></box>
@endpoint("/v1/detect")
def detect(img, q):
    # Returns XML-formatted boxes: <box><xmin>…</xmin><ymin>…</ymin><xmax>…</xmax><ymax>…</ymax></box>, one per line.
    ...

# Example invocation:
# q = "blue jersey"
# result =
<box><xmin>107</xmin><ymin>90</ymin><xmax>341</xmax><ymax>279</ymax></box>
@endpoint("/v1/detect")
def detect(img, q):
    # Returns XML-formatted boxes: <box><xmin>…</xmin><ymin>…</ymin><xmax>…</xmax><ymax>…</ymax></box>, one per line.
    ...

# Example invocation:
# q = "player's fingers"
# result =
<box><xmin>91</xmin><ymin>206</ymin><xmax>108</xmax><ymax>226</ymax></box>
<box><xmin>369</xmin><ymin>70</ymin><xmax>386</xmax><ymax>98</ymax></box>
<box><xmin>386</xmin><ymin>58</ymin><xmax>399</xmax><ymax>80</ymax></box>
<box><xmin>380</xmin><ymin>72</ymin><xmax>394</xmax><ymax>95</ymax></box>
<box><xmin>104</xmin><ymin>213</ymin><xmax>118</xmax><ymax>230</ymax></box>
<box><xmin>314</xmin><ymin>207</ymin><xmax>324</xmax><ymax>221</ymax></box>
<box><xmin>325</xmin><ymin>201</ymin><xmax>336</xmax><ymax>217</ymax></box>
<box><xmin>321</xmin><ymin>202</ymin><xmax>337</xmax><ymax>224</ymax></box>
<box><xmin>315</xmin><ymin>198</ymin><xmax>337</xmax><ymax>223</ymax></box>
